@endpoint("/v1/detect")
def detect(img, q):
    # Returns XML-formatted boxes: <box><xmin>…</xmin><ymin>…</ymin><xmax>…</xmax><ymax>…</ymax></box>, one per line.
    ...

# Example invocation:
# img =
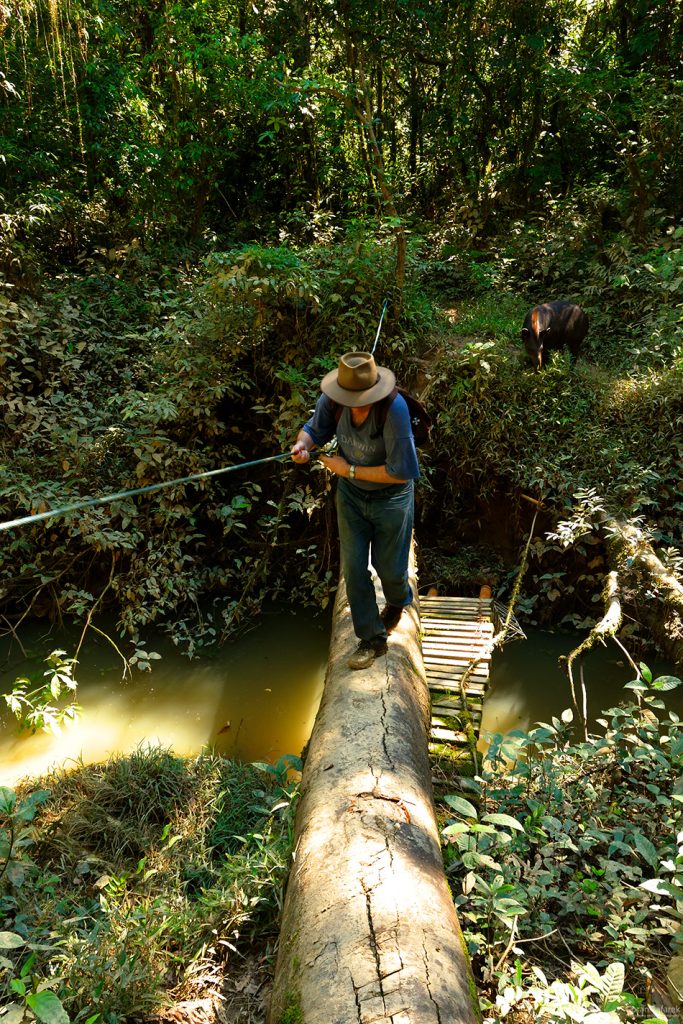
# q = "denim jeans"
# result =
<box><xmin>335</xmin><ymin>478</ymin><xmax>414</xmax><ymax>642</ymax></box>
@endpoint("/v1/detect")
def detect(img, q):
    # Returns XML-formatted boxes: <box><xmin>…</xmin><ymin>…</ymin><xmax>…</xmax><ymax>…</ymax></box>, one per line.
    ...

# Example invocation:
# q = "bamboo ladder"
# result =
<box><xmin>420</xmin><ymin>586</ymin><xmax>495</xmax><ymax>754</ymax></box>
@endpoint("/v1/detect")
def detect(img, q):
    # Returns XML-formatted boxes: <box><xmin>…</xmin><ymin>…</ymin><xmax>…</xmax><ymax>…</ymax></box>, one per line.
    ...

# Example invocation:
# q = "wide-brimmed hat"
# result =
<box><xmin>320</xmin><ymin>351</ymin><xmax>396</xmax><ymax>407</ymax></box>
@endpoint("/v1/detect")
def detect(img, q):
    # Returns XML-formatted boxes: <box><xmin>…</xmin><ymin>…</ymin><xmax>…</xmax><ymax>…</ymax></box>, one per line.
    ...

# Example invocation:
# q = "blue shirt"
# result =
<box><xmin>303</xmin><ymin>393</ymin><xmax>420</xmax><ymax>491</ymax></box>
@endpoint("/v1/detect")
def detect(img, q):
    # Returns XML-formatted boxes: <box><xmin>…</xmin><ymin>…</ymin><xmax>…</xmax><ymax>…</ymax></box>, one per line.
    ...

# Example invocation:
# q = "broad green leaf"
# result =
<box><xmin>26</xmin><ymin>990</ymin><xmax>70</xmax><ymax>1024</ymax></box>
<box><xmin>0</xmin><ymin>786</ymin><xmax>17</xmax><ymax>812</ymax></box>
<box><xmin>652</xmin><ymin>675</ymin><xmax>682</xmax><ymax>692</ymax></box>
<box><xmin>633</xmin><ymin>832</ymin><xmax>659</xmax><ymax>869</ymax></box>
<box><xmin>443</xmin><ymin>795</ymin><xmax>478</xmax><ymax>819</ymax></box>
<box><xmin>0</xmin><ymin>931</ymin><xmax>26</xmax><ymax>949</ymax></box>
<box><xmin>482</xmin><ymin>813</ymin><xmax>525</xmax><ymax>832</ymax></box>
<box><xmin>442</xmin><ymin>822</ymin><xmax>469</xmax><ymax>837</ymax></box>
<box><xmin>468</xmin><ymin>851</ymin><xmax>501</xmax><ymax>871</ymax></box>
<box><xmin>601</xmin><ymin>961</ymin><xmax>625</xmax><ymax>1004</ymax></box>
<box><xmin>639</xmin><ymin>663</ymin><xmax>653</xmax><ymax>683</ymax></box>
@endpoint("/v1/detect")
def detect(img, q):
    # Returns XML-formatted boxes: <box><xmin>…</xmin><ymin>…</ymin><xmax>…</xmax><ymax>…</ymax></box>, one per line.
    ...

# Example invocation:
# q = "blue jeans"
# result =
<box><xmin>335</xmin><ymin>479</ymin><xmax>414</xmax><ymax>641</ymax></box>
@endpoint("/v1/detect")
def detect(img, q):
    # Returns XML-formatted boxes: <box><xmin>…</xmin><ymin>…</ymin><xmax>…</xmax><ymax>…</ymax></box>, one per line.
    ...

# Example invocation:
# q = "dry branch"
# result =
<box><xmin>603</xmin><ymin>519</ymin><xmax>683</xmax><ymax>668</ymax></box>
<box><xmin>561</xmin><ymin>570</ymin><xmax>622</xmax><ymax>738</ymax></box>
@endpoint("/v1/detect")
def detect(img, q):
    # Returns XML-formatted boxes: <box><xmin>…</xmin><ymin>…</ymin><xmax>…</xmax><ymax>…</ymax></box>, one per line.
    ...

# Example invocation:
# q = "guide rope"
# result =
<box><xmin>371</xmin><ymin>299</ymin><xmax>389</xmax><ymax>355</ymax></box>
<box><xmin>0</xmin><ymin>451</ymin><xmax>291</xmax><ymax>534</ymax></box>
<box><xmin>2</xmin><ymin>303</ymin><xmax>391</xmax><ymax>536</ymax></box>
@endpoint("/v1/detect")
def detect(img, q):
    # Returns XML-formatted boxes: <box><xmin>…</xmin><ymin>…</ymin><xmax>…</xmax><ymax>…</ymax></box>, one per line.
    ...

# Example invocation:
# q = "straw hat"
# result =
<box><xmin>320</xmin><ymin>351</ymin><xmax>396</xmax><ymax>407</ymax></box>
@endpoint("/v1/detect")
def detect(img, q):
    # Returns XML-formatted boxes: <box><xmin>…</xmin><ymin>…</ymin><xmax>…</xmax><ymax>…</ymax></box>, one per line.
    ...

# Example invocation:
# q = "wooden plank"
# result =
<box><xmin>421</xmin><ymin>605</ymin><xmax>492</xmax><ymax>615</ymax></box>
<box><xmin>429</xmin><ymin>683</ymin><xmax>485</xmax><ymax>694</ymax></box>
<box><xmin>422</xmin><ymin>638</ymin><xmax>492</xmax><ymax>648</ymax></box>
<box><xmin>423</xmin><ymin>663</ymin><xmax>489</xmax><ymax>671</ymax></box>
<box><xmin>421</xmin><ymin>619</ymin><xmax>494</xmax><ymax>630</ymax></box>
<box><xmin>422</xmin><ymin>628</ymin><xmax>493</xmax><ymax>637</ymax></box>
<box><xmin>426</xmin><ymin>676</ymin><xmax>488</xmax><ymax>688</ymax></box>
<box><xmin>430</xmin><ymin>727</ymin><xmax>468</xmax><ymax>744</ymax></box>
<box><xmin>422</xmin><ymin>609</ymin><xmax>491</xmax><ymax>615</ymax></box>
<box><xmin>421</xmin><ymin>598</ymin><xmax>491</xmax><ymax>606</ymax></box>
<box><xmin>421</xmin><ymin>663</ymin><xmax>491</xmax><ymax>671</ymax></box>
<box><xmin>423</xmin><ymin>623</ymin><xmax>490</xmax><ymax>632</ymax></box>
<box><xmin>421</xmin><ymin>594</ymin><xmax>493</xmax><ymax>758</ymax></box>
<box><xmin>426</xmin><ymin>670</ymin><xmax>488</xmax><ymax>683</ymax></box>
<box><xmin>423</xmin><ymin>642</ymin><xmax>490</xmax><ymax>652</ymax></box>
<box><xmin>421</xmin><ymin>606</ymin><xmax>491</xmax><ymax>614</ymax></box>
<box><xmin>424</xmin><ymin>656</ymin><xmax>488</xmax><ymax>669</ymax></box>
<box><xmin>426</xmin><ymin>677</ymin><xmax>487</xmax><ymax>688</ymax></box>
<box><xmin>432</xmin><ymin>700</ymin><xmax>483</xmax><ymax>715</ymax></box>
<box><xmin>423</xmin><ymin>617</ymin><xmax>490</xmax><ymax>626</ymax></box>
<box><xmin>422</xmin><ymin>635</ymin><xmax>493</xmax><ymax>646</ymax></box>
<box><xmin>421</xmin><ymin>599</ymin><xmax>492</xmax><ymax>609</ymax></box>
<box><xmin>426</xmin><ymin>670</ymin><xmax>488</xmax><ymax>682</ymax></box>
<box><xmin>432</xmin><ymin>716</ymin><xmax>481</xmax><ymax>734</ymax></box>
<box><xmin>423</xmin><ymin>655</ymin><xmax>489</xmax><ymax>663</ymax></box>
<box><xmin>422</xmin><ymin>647</ymin><xmax>491</xmax><ymax>660</ymax></box>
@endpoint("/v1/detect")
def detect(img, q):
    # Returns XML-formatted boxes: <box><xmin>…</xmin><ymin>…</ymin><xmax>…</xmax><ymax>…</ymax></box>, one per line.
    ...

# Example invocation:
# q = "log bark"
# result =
<box><xmin>268</xmin><ymin>565</ymin><xmax>480</xmax><ymax>1024</ymax></box>
<box><xmin>604</xmin><ymin>519</ymin><xmax>683</xmax><ymax>668</ymax></box>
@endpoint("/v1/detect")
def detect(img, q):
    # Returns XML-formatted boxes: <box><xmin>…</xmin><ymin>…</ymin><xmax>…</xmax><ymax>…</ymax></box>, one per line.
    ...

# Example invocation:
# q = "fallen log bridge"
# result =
<box><xmin>268</xmin><ymin>571</ymin><xmax>481</xmax><ymax>1024</ymax></box>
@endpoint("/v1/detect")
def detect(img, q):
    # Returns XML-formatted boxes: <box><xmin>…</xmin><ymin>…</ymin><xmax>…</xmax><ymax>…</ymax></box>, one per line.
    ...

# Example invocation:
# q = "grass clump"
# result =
<box><xmin>0</xmin><ymin>744</ymin><xmax>296</xmax><ymax>1022</ymax></box>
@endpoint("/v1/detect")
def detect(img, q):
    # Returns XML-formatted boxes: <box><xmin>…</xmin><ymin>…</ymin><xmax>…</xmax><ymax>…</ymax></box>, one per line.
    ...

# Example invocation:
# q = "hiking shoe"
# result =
<box><xmin>348</xmin><ymin>637</ymin><xmax>388</xmax><ymax>670</ymax></box>
<box><xmin>381</xmin><ymin>604</ymin><xmax>404</xmax><ymax>633</ymax></box>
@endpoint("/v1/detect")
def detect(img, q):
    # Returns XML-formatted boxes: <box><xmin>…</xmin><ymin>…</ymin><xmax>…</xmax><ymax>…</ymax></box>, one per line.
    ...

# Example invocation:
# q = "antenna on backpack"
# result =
<box><xmin>371</xmin><ymin>299</ymin><xmax>389</xmax><ymax>355</ymax></box>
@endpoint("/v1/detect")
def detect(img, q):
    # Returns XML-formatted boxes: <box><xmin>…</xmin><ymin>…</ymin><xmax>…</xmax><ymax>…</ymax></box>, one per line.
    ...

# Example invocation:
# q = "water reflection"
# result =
<box><xmin>0</xmin><ymin>612</ymin><xmax>329</xmax><ymax>787</ymax></box>
<box><xmin>482</xmin><ymin>627</ymin><xmax>681</xmax><ymax>745</ymax></box>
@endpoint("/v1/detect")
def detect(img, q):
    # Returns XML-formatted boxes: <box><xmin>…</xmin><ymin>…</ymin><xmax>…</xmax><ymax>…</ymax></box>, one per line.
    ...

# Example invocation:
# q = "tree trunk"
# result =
<box><xmin>357</xmin><ymin>59</ymin><xmax>406</xmax><ymax>295</ymax></box>
<box><xmin>268</xmin><ymin>565</ymin><xmax>481</xmax><ymax>1024</ymax></box>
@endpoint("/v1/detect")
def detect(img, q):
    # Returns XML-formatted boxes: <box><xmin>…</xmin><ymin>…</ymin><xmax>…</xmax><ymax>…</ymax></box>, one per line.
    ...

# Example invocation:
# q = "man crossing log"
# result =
<box><xmin>267</xmin><ymin>569</ymin><xmax>481</xmax><ymax>1024</ymax></box>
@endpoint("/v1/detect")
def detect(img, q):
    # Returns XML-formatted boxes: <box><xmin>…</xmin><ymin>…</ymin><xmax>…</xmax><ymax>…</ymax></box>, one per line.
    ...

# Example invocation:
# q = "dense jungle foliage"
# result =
<box><xmin>0</xmin><ymin>0</ymin><xmax>682</xmax><ymax>1020</ymax></box>
<box><xmin>0</xmin><ymin>0</ymin><xmax>681</xmax><ymax>685</ymax></box>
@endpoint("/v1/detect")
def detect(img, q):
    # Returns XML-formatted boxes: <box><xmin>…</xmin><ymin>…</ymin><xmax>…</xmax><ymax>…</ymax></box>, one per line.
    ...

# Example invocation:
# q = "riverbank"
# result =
<box><xmin>0</xmin><ymin>747</ymin><xmax>299</xmax><ymax>1023</ymax></box>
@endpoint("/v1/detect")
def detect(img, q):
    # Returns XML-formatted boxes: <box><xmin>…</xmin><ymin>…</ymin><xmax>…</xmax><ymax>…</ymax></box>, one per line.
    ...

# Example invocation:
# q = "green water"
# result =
<box><xmin>2</xmin><ymin>615</ymin><xmax>679</xmax><ymax>788</ymax></box>
<box><xmin>0</xmin><ymin>612</ymin><xmax>329</xmax><ymax>787</ymax></box>
<box><xmin>482</xmin><ymin>627</ymin><xmax>681</xmax><ymax>741</ymax></box>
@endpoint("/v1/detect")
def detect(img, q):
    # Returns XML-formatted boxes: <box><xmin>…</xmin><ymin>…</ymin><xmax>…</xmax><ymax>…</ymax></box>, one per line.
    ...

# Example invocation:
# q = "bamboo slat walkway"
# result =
<box><xmin>420</xmin><ymin>593</ymin><xmax>495</xmax><ymax>755</ymax></box>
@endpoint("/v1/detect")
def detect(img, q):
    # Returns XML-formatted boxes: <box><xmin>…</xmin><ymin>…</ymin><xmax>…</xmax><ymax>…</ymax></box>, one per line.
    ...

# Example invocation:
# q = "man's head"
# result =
<box><xmin>320</xmin><ymin>351</ymin><xmax>395</xmax><ymax>407</ymax></box>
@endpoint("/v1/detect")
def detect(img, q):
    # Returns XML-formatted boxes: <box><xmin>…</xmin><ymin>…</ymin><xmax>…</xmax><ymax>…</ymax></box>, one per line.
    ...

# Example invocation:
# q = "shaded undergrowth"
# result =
<box><xmin>0</xmin><ymin>746</ymin><xmax>298</xmax><ymax>1022</ymax></box>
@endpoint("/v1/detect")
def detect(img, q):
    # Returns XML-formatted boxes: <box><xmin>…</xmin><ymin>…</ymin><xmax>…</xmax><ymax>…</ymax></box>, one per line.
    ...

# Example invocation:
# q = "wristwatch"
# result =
<box><xmin>348</xmin><ymin>464</ymin><xmax>356</xmax><ymax>480</ymax></box>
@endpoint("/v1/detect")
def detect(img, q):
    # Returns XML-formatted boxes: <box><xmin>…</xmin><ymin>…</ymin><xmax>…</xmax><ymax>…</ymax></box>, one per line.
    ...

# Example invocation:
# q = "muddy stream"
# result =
<box><xmin>1</xmin><ymin>614</ymin><xmax>679</xmax><ymax>787</ymax></box>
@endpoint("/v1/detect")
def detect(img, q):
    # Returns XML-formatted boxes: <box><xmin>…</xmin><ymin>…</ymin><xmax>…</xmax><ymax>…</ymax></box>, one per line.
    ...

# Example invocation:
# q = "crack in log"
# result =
<box><xmin>309</xmin><ymin>940</ymin><xmax>339</xmax><ymax>969</ymax></box>
<box><xmin>362</xmin><ymin>880</ymin><xmax>387</xmax><ymax>1012</ymax></box>
<box><xmin>422</xmin><ymin>938</ymin><xmax>443</xmax><ymax>1024</ymax></box>
<box><xmin>351</xmin><ymin>973</ymin><xmax>363</xmax><ymax>1023</ymax></box>
<box><xmin>384</xmin><ymin>832</ymin><xmax>395</xmax><ymax>871</ymax></box>
<box><xmin>380</xmin><ymin>688</ymin><xmax>395</xmax><ymax>770</ymax></box>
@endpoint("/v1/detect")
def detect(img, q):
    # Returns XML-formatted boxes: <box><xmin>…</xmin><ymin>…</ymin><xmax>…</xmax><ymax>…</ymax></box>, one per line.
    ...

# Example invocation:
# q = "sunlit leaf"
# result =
<box><xmin>652</xmin><ymin>676</ymin><xmax>682</xmax><ymax>692</ymax></box>
<box><xmin>443</xmin><ymin>794</ymin><xmax>478</xmax><ymax>819</ymax></box>
<box><xmin>482</xmin><ymin>812</ymin><xmax>526</xmax><ymax>832</ymax></box>
<box><xmin>26</xmin><ymin>990</ymin><xmax>70</xmax><ymax>1024</ymax></box>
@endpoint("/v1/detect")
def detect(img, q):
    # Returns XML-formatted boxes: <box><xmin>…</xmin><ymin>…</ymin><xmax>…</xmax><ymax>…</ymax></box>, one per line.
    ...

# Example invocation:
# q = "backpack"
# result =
<box><xmin>331</xmin><ymin>386</ymin><xmax>432</xmax><ymax>446</ymax></box>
